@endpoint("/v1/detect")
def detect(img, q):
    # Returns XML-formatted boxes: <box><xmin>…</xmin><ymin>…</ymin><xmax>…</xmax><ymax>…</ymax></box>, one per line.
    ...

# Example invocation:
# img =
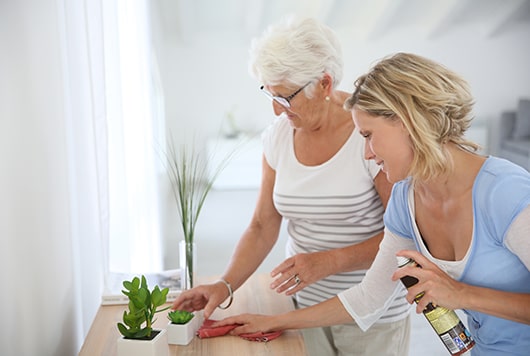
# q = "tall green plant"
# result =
<box><xmin>117</xmin><ymin>275</ymin><xmax>170</xmax><ymax>339</ymax></box>
<box><xmin>165</xmin><ymin>138</ymin><xmax>239</xmax><ymax>287</ymax></box>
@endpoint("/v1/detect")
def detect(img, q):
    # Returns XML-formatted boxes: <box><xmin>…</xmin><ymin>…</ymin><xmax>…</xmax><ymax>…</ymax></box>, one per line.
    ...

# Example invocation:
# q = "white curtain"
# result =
<box><xmin>0</xmin><ymin>0</ymin><xmax>105</xmax><ymax>354</ymax></box>
<box><xmin>105</xmin><ymin>0</ymin><xmax>164</xmax><ymax>275</ymax></box>
<box><xmin>0</xmin><ymin>0</ymin><xmax>163</xmax><ymax>354</ymax></box>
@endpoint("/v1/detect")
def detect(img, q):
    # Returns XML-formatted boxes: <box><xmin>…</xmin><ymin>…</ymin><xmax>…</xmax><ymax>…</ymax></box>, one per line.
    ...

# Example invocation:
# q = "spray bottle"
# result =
<box><xmin>397</xmin><ymin>256</ymin><xmax>475</xmax><ymax>355</ymax></box>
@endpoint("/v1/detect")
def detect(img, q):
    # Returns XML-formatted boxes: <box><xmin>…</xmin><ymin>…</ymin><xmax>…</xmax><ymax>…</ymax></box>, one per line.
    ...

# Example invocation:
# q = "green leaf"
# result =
<box><xmin>117</xmin><ymin>322</ymin><xmax>132</xmax><ymax>338</ymax></box>
<box><xmin>151</xmin><ymin>286</ymin><xmax>169</xmax><ymax>307</ymax></box>
<box><xmin>132</xmin><ymin>276</ymin><xmax>140</xmax><ymax>288</ymax></box>
<box><xmin>140</xmin><ymin>275</ymin><xmax>148</xmax><ymax>289</ymax></box>
<box><xmin>136</xmin><ymin>327</ymin><xmax>151</xmax><ymax>339</ymax></box>
<box><xmin>123</xmin><ymin>280</ymin><xmax>133</xmax><ymax>291</ymax></box>
<box><xmin>155</xmin><ymin>305</ymin><xmax>171</xmax><ymax>314</ymax></box>
<box><xmin>161</xmin><ymin>287</ymin><xmax>169</xmax><ymax>299</ymax></box>
<box><xmin>137</xmin><ymin>288</ymin><xmax>148</xmax><ymax>304</ymax></box>
<box><xmin>131</xmin><ymin>297</ymin><xmax>144</xmax><ymax>310</ymax></box>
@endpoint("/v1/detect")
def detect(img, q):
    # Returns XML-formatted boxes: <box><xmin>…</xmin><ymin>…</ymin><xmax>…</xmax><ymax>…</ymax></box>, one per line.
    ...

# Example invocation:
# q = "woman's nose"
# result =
<box><xmin>364</xmin><ymin>141</ymin><xmax>375</xmax><ymax>160</ymax></box>
<box><xmin>272</xmin><ymin>101</ymin><xmax>288</xmax><ymax>116</ymax></box>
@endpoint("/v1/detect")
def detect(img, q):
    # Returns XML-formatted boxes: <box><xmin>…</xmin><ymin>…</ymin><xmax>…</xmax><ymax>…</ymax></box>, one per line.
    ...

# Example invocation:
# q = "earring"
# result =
<box><xmin>325</xmin><ymin>96</ymin><xmax>330</xmax><ymax>101</ymax></box>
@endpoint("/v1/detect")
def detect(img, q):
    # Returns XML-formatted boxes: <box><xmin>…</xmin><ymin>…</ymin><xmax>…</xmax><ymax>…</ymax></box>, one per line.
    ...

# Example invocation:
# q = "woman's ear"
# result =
<box><xmin>398</xmin><ymin>119</ymin><xmax>413</xmax><ymax>139</ymax></box>
<box><xmin>390</xmin><ymin>115</ymin><xmax>410</xmax><ymax>136</ymax></box>
<box><xmin>320</xmin><ymin>73</ymin><xmax>333</xmax><ymax>96</ymax></box>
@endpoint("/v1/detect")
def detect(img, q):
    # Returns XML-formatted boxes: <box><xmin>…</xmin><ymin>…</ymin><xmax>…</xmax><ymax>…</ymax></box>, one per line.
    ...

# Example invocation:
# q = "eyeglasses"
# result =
<box><xmin>260</xmin><ymin>82</ymin><xmax>311</xmax><ymax>108</ymax></box>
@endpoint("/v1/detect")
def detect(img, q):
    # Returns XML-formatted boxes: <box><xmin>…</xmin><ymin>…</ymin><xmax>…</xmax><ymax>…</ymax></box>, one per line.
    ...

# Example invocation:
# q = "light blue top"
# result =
<box><xmin>384</xmin><ymin>157</ymin><xmax>530</xmax><ymax>356</ymax></box>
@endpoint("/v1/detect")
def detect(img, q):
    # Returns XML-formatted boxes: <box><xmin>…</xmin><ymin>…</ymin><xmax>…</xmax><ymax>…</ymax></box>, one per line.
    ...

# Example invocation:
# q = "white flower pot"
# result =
<box><xmin>117</xmin><ymin>329</ymin><xmax>168</xmax><ymax>356</ymax></box>
<box><xmin>167</xmin><ymin>313</ymin><xmax>201</xmax><ymax>345</ymax></box>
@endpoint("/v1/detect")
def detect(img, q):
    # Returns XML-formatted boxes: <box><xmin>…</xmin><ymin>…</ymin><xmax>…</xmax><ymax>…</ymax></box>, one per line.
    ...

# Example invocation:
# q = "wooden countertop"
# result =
<box><xmin>79</xmin><ymin>274</ymin><xmax>306</xmax><ymax>355</ymax></box>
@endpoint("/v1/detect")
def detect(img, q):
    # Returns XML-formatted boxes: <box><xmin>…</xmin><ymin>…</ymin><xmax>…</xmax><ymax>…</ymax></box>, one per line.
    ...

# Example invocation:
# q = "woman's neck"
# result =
<box><xmin>415</xmin><ymin>144</ymin><xmax>486</xmax><ymax>200</ymax></box>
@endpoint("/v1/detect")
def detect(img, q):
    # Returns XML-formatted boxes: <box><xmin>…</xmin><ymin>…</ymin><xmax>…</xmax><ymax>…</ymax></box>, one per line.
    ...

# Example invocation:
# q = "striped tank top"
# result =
<box><xmin>262</xmin><ymin>116</ymin><xmax>409</xmax><ymax>324</ymax></box>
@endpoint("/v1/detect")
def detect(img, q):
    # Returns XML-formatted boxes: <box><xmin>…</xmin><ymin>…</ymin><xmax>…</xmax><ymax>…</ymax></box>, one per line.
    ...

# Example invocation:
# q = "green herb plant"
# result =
<box><xmin>167</xmin><ymin>310</ymin><xmax>194</xmax><ymax>324</ymax></box>
<box><xmin>117</xmin><ymin>275</ymin><xmax>170</xmax><ymax>339</ymax></box>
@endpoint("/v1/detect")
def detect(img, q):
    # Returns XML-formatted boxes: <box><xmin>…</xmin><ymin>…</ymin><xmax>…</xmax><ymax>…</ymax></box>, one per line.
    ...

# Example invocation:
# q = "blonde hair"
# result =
<box><xmin>344</xmin><ymin>53</ymin><xmax>479</xmax><ymax>184</ymax></box>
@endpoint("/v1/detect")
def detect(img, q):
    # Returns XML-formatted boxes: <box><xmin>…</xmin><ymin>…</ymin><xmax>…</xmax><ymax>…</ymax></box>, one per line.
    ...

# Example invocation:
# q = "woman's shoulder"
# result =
<box><xmin>477</xmin><ymin>156</ymin><xmax>530</xmax><ymax>193</ymax></box>
<box><xmin>384</xmin><ymin>179</ymin><xmax>414</xmax><ymax>239</ymax></box>
<box><xmin>262</xmin><ymin>116</ymin><xmax>290</xmax><ymax>141</ymax></box>
<box><xmin>481</xmin><ymin>156</ymin><xmax>530</xmax><ymax>176</ymax></box>
<box><xmin>261</xmin><ymin>117</ymin><xmax>292</xmax><ymax>168</ymax></box>
<box><xmin>389</xmin><ymin>179</ymin><xmax>411</xmax><ymax>200</ymax></box>
<box><xmin>475</xmin><ymin>156</ymin><xmax>530</xmax><ymax>240</ymax></box>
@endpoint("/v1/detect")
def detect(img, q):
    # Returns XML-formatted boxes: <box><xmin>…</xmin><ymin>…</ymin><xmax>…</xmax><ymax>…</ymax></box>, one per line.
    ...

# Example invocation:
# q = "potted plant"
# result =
<box><xmin>165</xmin><ymin>138</ymin><xmax>239</xmax><ymax>289</ymax></box>
<box><xmin>166</xmin><ymin>310</ymin><xmax>201</xmax><ymax>345</ymax></box>
<box><xmin>116</xmin><ymin>275</ymin><xmax>170</xmax><ymax>356</ymax></box>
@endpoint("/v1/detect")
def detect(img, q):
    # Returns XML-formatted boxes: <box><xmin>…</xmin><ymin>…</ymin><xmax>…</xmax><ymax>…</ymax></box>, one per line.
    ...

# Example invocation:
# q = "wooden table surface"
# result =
<box><xmin>79</xmin><ymin>274</ymin><xmax>306</xmax><ymax>355</ymax></box>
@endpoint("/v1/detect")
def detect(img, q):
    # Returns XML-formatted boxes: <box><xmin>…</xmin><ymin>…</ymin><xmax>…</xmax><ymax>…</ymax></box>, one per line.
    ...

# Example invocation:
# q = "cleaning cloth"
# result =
<box><xmin>196</xmin><ymin>319</ymin><xmax>283</xmax><ymax>342</ymax></box>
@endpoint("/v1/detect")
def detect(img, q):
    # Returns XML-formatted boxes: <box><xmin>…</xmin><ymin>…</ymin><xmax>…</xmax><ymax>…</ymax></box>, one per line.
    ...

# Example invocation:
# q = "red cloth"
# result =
<box><xmin>197</xmin><ymin>319</ymin><xmax>283</xmax><ymax>342</ymax></box>
<box><xmin>196</xmin><ymin>319</ymin><xmax>237</xmax><ymax>338</ymax></box>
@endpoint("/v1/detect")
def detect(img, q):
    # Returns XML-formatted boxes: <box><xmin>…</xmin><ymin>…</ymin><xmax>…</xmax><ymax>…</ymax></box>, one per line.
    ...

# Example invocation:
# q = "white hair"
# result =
<box><xmin>248</xmin><ymin>17</ymin><xmax>343</xmax><ymax>93</ymax></box>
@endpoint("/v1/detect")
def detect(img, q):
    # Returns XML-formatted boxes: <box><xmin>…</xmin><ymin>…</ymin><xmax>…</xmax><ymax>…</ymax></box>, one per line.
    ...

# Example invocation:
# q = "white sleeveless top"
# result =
<box><xmin>262</xmin><ymin>116</ymin><xmax>409</xmax><ymax>324</ymax></box>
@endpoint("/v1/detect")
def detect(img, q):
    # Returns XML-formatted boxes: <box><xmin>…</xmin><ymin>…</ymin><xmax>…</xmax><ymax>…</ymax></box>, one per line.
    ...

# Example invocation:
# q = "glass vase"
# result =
<box><xmin>179</xmin><ymin>240</ymin><xmax>196</xmax><ymax>289</ymax></box>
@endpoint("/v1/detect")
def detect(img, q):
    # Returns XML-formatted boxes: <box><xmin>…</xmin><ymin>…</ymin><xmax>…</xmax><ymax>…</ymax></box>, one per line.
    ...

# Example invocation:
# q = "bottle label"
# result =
<box><xmin>397</xmin><ymin>257</ymin><xmax>475</xmax><ymax>355</ymax></box>
<box><xmin>424</xmin><ymin>307</ymin><xmax>460</xmax><ymax>334</ymax></box>
<box><xmin>438</xmin><ymin>321</ymin><xmax>475</xmax><ymax>355</ymax></box>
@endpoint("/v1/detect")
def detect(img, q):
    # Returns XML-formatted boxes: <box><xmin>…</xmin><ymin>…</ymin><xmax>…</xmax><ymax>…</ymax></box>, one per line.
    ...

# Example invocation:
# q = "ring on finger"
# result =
<box><xmin>294</xmin><ymin>274</ymin><xmax>301</xmax><ymax>284</ymax></box>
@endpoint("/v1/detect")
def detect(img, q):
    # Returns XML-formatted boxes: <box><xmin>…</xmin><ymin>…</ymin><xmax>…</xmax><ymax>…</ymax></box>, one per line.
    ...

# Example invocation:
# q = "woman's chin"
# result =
<box><xmin>384</xmin><ymin>170</ymin><xmax>397</xmax><ymax>184</ymax></box>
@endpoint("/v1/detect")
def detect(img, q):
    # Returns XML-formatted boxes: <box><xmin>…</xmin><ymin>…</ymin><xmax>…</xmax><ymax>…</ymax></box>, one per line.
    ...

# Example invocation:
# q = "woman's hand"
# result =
<box><xmin>213</xmin><ymin>314</ymin><xmax>279</xmax><ymax>335</ymax></box>
<box><xmin>392</xmin><ymin>250</ymin><xmax>465</xmax><ymax>313</ymax></box>
<box><xmin>171</xmin><ymin>281</ymin><xmax>230</xmax><ymax>320</ymax></box>
<box><xmin>270</xmin><ymin>251</ymin><xmax>335</xmax><ymax>295</ymax></box>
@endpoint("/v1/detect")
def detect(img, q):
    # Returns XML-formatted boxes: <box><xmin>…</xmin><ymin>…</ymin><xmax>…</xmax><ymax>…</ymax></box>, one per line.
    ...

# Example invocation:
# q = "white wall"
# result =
<box><xmin>155</xmin><ymin>20</ymin><xmax>530</xmax><ymax>153</ymax></box>
<box><xmin>153</xmin><ymin>15</ymin><xmax>530</xmax><ymax>271</ymax></box>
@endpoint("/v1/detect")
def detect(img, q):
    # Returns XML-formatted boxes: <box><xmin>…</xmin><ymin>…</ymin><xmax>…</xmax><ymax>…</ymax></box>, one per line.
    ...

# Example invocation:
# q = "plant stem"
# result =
<box><xmin>186</xmin><ymin>242</ymin><xmax>193</xmax><ymax>288</ymax></box>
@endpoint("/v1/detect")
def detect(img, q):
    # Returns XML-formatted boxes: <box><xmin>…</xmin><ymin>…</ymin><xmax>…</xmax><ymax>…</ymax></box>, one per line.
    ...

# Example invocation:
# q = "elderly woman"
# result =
<box><xmin>215</xmin><ymin>53</ymin><xmax>530</xmax><ymax>355</ymax></box>
<box><xmin>172</xmin><ymin>18</ymin><xmax>411</xmax><ymax>355</ymax></box>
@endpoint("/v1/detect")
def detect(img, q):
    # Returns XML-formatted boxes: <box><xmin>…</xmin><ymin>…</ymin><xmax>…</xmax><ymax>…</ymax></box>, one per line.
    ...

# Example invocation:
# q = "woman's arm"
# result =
<box><xmin>217</xmin><ymin>230</ymin><xmax>415</xmax><ymax>333</ymax></box>
<box><xmin>172</xmin><ymin>156</ymin><xmax>283</xmax><ymax>319</ymax></box>
<box><xmin>466</xmin><ymin>205</ymin><xmax>530</xmax><ymax>324</ymax></box>
<box><xmin>221</xmin><ymin>156</ymin><xmax>283</xmax><ymax>290</ymax></box>
<box><xmin>469</xmin><ymin>205</ymin><xmax>530</xmax><ymax>324</ymax></box>
<box><xmin>394</xmin><ymin>203</ymin><xmax>530</xmax><ymax>327</ymax></box>
<box><xmin>394</xmin><ymin>249</ymin><xmax>530</xmax><ymax>325</ymax></box>
<box><xmin>217</xmin><ymin>296</ymin><xmax>352</xmax><ymax>335</ymax></box>
<box><xmin>463</xmin><ymin>284</ymin><xmax>530</xmax><ymax>325</ymax></box>
<box><xmin>270</xmin><ymin>233</ymin><xmax>384</xmax><ymax>294</ymax></box>
<box><xmin>505</xmin><ymin>205</ymin><xmax>530</xmax><ymax>271</ymax></box>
